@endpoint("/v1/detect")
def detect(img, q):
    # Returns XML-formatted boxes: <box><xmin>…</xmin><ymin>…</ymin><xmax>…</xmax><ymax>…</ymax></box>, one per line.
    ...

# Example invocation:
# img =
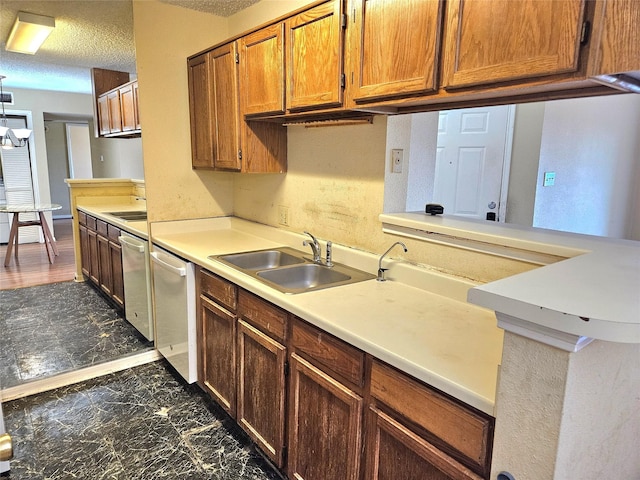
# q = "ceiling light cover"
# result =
<box><xmin>6</xmin><ymin>11</ymin><xmax>56</xmax><ymax>55</ymax></box>
<box><xmin>0</xmin><ymin>75</ymin><xmax>32</xmax><ymax>148</ymax></box>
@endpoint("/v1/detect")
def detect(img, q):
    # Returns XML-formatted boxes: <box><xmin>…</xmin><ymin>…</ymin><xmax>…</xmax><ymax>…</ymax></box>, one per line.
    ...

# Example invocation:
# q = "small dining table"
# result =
<box><xmin>1</xmin><ymin>203</ymin><xmax>62</xmax><ymax>267</ymax></box>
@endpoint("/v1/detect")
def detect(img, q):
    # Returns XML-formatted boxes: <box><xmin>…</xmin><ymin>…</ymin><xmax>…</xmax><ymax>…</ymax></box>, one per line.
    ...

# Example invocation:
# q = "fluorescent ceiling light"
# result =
<box><xmin>6</xmin><ymin>11</ymin><xmax>55</xmax><ymax>55</ymax></box>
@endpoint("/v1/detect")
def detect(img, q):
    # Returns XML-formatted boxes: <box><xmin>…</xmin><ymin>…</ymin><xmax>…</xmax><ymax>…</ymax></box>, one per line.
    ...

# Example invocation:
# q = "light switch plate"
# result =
<box><xmin>392</xmin><ymin>149</ymin><xmax>403</xmax><ymax>173</ymax></box>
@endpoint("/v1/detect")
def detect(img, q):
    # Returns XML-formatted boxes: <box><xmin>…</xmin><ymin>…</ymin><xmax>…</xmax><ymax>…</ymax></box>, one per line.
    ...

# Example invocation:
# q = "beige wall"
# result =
<box><xmin>132</xmin><ymin>0</ymin><xmax>234</xmax><ymax>223</ymax></box>
<box><xmin>132</xmin><ymin>0</ymin><xmax>536</xmax><ymax>282</ymax></box>
<box><xmin>491</xmin><ymin>333</ymin><xmax>640</xmax><ymax>479</ymax></box>
<box><xmin>6</xmin><ymin>88</ymin><xmax>94</xmax><ymax>207</ymax></box>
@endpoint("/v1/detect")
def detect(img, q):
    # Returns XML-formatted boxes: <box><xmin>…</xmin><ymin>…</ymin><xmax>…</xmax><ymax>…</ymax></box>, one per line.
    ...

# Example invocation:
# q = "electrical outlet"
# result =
<box><xmin>543</xmin><ymin>171</ymin><xmax>556</xmax><ymax>187</ymax></box>
<box><xmin>392</xmin><ymin>149</ymin><xmax>403</xmax><ymax>173</ymax></box>
<box><xmin>278</xmin><ymin>205</ymin><xmax>289</xmax><ymax>226</ymax></box>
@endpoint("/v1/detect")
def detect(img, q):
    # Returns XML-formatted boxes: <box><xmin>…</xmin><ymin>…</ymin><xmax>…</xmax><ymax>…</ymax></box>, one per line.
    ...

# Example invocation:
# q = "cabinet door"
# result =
<box><xmin>237</xmin><ymin>319</ymin><xmax>286</xmax><ymax>467</ymax></box>
<box><xmin>287</xmin><ymin>353</ymin><xmax>363</xmax><ymax>480</ymax></box>
<box><xmin>97</xmin><ymin>234</ymin><xmax>112</xmax><ymax>296</ymax></box>
<box><xmin>133</xmin><ymin>81</ymin><xmax>141</xmax><ymax>130</ymax></box>
<box><xmin>97</xmin><ymin>95</ymin><xmax>111</xmax><ymax>136</ymax></box>
<box><xmin>365</xmin><ymin>407</ymin><xmax>483</xmax><ymax>480</ymax></box>
<box><xmin>109</xmin><ymin>241</ymin><xmax>124</xmax><ymax>309</ymax></box>
<box><xmin>286</xmin><ymin>0</ymin><xmax>344</xmax><ymax>111</ymax></box>
<box><xmin>107</xmin><ymin>90</ymin><xmax>122</xmax><ymax>133</ymax></box>
<box><xmin>88</xmin><ymin>229</ymin><xmax>100</xmax><ymax>285</ymax></box>
<box><xmin>79</xmin><ymin>224</ymin><xmax>90</xmax><ymax>279</ymax></box>
<box><xmin>240</xmin><ymin>23</ymin><xmax>285</xmax><ymax>116</ymax></box>
<box><xmin>211</xmin><ymin>43</ymin><xmax>241</xmax><ymax>171</ymax></box>
<box><xmin>119</xmin><ymin>83</ymin><xmax>136</xmax><ymax>132</ymax></box>
<box><xmin>201</xmin><ymin>295</ymin><xmax>237</xmax><ymax>417</ymax></box>
<box><xmin>350</xmin><ymin>0</ymin><xmax>443</xmax><ymax>103</ymax></box>
<box><xmin>442</xmin><ymin>0</ymin><xmax>586</xmax><ymax>89</ymax></box>
<box><xmin>187</xmin><ymin>53</ymin><xmax>215</xmax><ymax>169</ymax></box>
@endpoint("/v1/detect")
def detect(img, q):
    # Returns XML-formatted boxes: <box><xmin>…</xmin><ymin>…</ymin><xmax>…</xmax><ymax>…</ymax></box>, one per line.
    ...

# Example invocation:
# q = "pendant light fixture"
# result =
<box><xmin>0</xmin><ymin>76</ymin><xmax>32</xmax><ymax>149</ymax></box>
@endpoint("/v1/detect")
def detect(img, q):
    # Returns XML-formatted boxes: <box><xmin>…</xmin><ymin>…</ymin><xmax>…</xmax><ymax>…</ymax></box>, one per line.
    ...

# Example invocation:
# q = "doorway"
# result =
<box><xmin>433</xmin><ymin>105</ymin><xmax>515</xmax><ymax>222</ymax></box>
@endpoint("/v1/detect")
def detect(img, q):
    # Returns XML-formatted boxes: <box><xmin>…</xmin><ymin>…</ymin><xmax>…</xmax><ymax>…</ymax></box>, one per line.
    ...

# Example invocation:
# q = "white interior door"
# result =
<box><xmin>434</xmin><ymin>105</ymin><xmax>514</xmax><ymax>221</ymax></box>
<box><xmin>66</xmin><ymin>123</ymin><xmax>92</xmax><ymax>179</ymax></box>
<box><xmin>0</xmin><ymin>116</ymin><xmax>40</xmax><ymax>243</ymax></box>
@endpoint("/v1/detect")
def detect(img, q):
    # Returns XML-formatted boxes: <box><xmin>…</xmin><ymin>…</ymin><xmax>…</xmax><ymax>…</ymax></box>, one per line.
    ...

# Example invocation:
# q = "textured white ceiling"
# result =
<box><xmin>0</xmin><ymin>0</ymin><xmax>259</xmax><ymax>94</ymax></box>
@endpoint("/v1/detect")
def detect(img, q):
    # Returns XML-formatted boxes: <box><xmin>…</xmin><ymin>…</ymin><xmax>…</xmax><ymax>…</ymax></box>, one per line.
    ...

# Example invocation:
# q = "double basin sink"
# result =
<box><xmin>211</xmin><ymin>246</ymin><xmax>374</xmax><ymax>294</ymax></box>
<box><xmin>107</xmin><ymin>210</ymin><xmax>148</xmax><ymax>222</ymax></box>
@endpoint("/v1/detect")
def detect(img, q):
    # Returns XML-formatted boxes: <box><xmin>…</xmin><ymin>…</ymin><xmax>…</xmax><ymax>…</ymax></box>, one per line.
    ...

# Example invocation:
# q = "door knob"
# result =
<box><xmin>0</xmin><ymin>433</ymin><xmax>13</xmax><ymax>462</ymax></box>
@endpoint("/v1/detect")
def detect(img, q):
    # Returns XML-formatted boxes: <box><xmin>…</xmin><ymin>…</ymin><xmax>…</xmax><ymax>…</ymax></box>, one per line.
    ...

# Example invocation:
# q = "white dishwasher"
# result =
<box><xmin>119</xmin><ymin>232</ymin><xmax>153</xmax><ymax>341</ymax></box>
<box><xmin>150</xmin><ymin>246</ymin><xmax>197</xmax><ymax>383</ymax></box>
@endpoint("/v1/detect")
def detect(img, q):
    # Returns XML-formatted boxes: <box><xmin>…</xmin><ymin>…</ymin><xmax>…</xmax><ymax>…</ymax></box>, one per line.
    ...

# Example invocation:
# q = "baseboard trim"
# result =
<box><xmin>1</xmin><ymin>349</ymin><xmax>162</xmax><ymax>401</ymax></box>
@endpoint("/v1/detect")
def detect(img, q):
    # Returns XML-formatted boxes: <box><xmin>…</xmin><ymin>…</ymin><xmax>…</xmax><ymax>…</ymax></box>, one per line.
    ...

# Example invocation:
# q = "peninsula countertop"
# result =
<box><xmin>150</xmin><ymin>216</ymin><xmax>503</xmax><ymax>415</ymax></box>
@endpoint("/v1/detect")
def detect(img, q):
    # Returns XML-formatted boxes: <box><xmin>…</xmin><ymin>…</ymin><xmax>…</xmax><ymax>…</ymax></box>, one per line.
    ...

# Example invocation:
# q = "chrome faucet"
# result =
<box><xmin>303</xmin><ymin>231</ymin><xmax>322</xmax><ymax>264</ymax></box>
<box><xmin>303</xmin><ymin>232</ymin><xmax>334</xmax><ymax>266</ymax></box>
<box><xmin>377</xmin><ymin>241</ymin><xmax>408</xmax><ymax>282</ymax></box>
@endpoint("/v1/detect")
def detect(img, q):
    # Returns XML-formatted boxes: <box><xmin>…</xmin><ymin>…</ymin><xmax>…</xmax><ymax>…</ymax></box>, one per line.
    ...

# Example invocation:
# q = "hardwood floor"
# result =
<box><xmin>0</xmin><ymin>218</ymin><xmax>77</xmax><ymax>290</ymax></box>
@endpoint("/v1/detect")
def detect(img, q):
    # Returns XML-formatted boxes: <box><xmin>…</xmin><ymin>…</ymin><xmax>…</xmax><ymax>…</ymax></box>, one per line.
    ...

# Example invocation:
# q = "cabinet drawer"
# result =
<box><xmin>86</xmin><ymin>214</ymin><xmax>97</xmax><ymax>231</ymax></box>
<box><xmin>292</xmin><ymin>317</ymin><xmax>365</xmax><ymax>389</ymax></box>
<box><xmin>78</xmin><ymin>211</ymin><xmax>87</xmax><ymax>226</ymax></box>
<box><xmin>200</xmin><ymin>269</ymin><xmax>237</xmax><ymax>312</ymax></box>
<box><xmin>370</xmin><ymin>360</ymin><xmax>492</xmax><ymax>471</ymax></box>
<box><xmin>238</xmin><ymin>289</ymin><xmax>287</xmax><ymax>342</ymax></box>
<box><xmin>97</xmin><ymin>219</ymin><xmax>108</xmax><ymax>236</ymax></box>
<box><xmin>107</xmin><ymin>224</ymin><xmax>121</xmax><ymax>242</ymax></box>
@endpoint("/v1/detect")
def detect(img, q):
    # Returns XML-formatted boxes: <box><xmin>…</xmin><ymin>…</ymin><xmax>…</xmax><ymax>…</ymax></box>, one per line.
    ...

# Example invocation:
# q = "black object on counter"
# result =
<box><xmin>425</xmin><ymin>204</ymin><xmax>444</xmax><ymax>215</ymax></box>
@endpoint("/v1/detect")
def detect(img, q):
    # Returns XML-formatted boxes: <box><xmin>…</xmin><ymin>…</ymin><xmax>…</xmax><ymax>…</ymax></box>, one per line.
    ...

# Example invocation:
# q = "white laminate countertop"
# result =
<box><xmin>381</xmin><ymin>212</ymin><xmax>640</xmax><ymax>344</ymax></box>
<box><xmin>150</xmin><ymin>217</ymin><xmax>503</xmax><ymax>415</ymax></box>
<box><xmin>76</xmin><ymin>201</ymin><xmax>148</xmax><ymax>239</ymax></box>
<box><xmin>468</xmin><ymin>244</ymin><xmax>640</xmax><ymax>344</ymax></box>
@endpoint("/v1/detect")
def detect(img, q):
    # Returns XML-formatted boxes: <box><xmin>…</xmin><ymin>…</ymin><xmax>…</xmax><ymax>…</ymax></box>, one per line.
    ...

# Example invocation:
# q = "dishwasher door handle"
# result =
<box><xmin>119</xmin><ymin>236</ymin><xmax>145</xmax><ymax>252</ymax></box>
<box><xmin>150</xmin><ymin>251</ymin><xmax>187</xmax><ymax>276</ymax></box>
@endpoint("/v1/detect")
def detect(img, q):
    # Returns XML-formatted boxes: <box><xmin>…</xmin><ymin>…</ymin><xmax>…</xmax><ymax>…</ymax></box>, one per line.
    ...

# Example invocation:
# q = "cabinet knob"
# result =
<box><xmin>0</xmin><ymin>433</ymin><xmax>13</xmax><ymax>462</ymax></box>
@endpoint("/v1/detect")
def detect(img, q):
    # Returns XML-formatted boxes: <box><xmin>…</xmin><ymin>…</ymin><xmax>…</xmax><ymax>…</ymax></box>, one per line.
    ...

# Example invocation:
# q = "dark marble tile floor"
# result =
<box><xmin>0</xmin><ymin>281</ymin><xmax>153</xmax><ymax>388</ymax></box>
<box><xmin>1</xmin><ymin>360</ymin><xmax>281</xmax><ymax>480</ymax></box>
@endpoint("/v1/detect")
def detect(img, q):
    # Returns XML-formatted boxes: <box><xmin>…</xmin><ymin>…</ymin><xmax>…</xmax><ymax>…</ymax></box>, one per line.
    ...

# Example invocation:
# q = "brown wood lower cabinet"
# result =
<box><xmin>365</xmin><ymin>406</ymin><xmax>482</xmax><ymax>480</ymax></box>
<box><xmin>197</xmin><ymin>267</ymin><xmax>494</xmax><ymax>479</ymax></box>
<box><xmin>287</xmin><ymin>353</ymin><xmax>363</xmax><ymax>480</ymax></box>
<box><xmin>76</xmin><ymin>210</ymin><xmax>124</xmax><ymax>310</ymax></box>
<box><xmin>369</xmin><ymin>360</ymin><xmax>493</xmax><ymax>478</ymax></box>
<box><xmin>200</xmin><ymin>295</ymin><xmax>237</xmax><ymax>416</ymax></box>
<box><xmin>237</xmin><ymin>319</ymin><xmax>287</xmax><ymax>467</ymax></box>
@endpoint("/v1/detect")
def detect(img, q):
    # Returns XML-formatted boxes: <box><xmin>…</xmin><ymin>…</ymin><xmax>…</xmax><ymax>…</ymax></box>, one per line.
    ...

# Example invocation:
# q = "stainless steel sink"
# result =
<box><xmin>217</xmin><ymin>247</ymin><xmax>305</xmax><ymax>270</ymax></box>
<box><xmin>211</xmin><ymin>247</ymin><xmax>374</xmax><ymax>294</ymax></box>
<box><xmin>107</xmin><ymin>211</ymin><xmax>148</xmax><ymax>221</ymax></box>
<box><xmin>257</xmin><ymin>264</ymin><xmax>351</xmax><ymax>290</ymax></box>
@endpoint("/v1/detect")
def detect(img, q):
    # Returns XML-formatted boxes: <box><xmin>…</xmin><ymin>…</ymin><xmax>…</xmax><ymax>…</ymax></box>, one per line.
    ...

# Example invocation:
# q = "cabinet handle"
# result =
<box><xmin>150</xmin><ymin>251</ymin><xmax>187</xmax><ymax>276</ymax></box>
<box><xmin>118</xmin><ymin>236</ymin><xmax>145</xmax><ymax>252</ymax></box>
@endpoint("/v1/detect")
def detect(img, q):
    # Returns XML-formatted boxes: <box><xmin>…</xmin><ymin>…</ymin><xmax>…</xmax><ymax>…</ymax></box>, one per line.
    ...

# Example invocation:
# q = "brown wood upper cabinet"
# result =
<box><xmin>96</xmin><ymin>79</ymin><xmax>141</xmax><ymax>137</ymax></box>
<box><xmin>240</xmin><ymin>23</ymin><xmax>286</xmax><ymax>116</ymax></box>
<box><xmin>120</xmin><ymin>81</ymin><xmax>138</xmax><ymax>133</ymax></box>
<box><xmin>286</xmin><ymin>0</ymin><xmax>345</xmax><ymax>112</ymax></box>
<box><xmin>349</xmin><ymin>0</ymin><xmax>444</xmax><ymax>104</ymax></box>
<box><xmin>442</xmin><ymin>0</ymin><xmax>587</xmax><ymax>89</ymax></box>
<box><xmin>188</xmin><ymin>43</ymin><xmax>287</xmax><ymax>172</ymax></box>
<box><xmin>188</xmin><ymin>45</ymin><xmax>241</xmax><ymax>170</ymax></box>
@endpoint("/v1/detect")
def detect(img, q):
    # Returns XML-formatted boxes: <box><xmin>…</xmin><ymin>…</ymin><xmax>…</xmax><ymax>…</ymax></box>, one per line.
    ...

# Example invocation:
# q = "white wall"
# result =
<box><xmin>91</xmin><ymin>134</ymin><xmax>144</xmax><ymax>179</ymax></box>
<box><xmin>506</xmin><ymin>102</ymin><xmax>545</xmax><ymax>226</ymax></box>
<box><xmin>44</xmin><ymin>121</ymin><xmax>72</xmax><ymax>216</ymax></box>
<box><xmin>533</xmin><ymin>94</ymin><xmax>640</xmax><ymax>239</ymax></box>
<box><xmin>6</xmin><ymin>88</ymin><xmax>94</xmax><ymax>208</ymax></box>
